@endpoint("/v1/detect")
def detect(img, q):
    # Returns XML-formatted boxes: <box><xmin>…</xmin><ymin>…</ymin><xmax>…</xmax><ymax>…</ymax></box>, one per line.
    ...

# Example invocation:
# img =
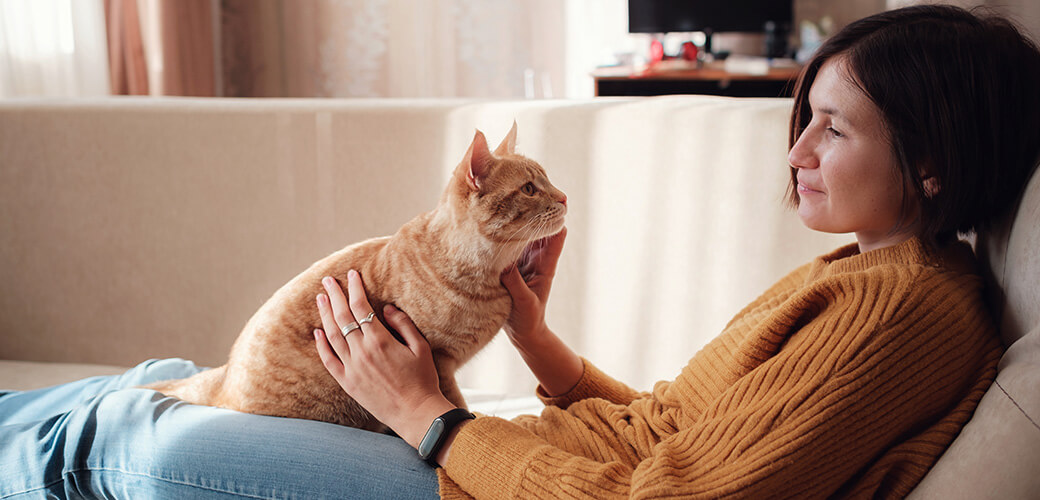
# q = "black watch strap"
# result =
<box><xmin>417</xmin><ymin>408</ymin><xmax>475</xmax><ymax>467</ymax></box>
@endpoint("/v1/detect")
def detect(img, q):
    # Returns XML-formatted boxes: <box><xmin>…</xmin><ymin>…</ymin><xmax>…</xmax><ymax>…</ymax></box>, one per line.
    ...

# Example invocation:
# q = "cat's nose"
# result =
<box><xmin>559</xmin><ymin>195</ymin><xmax>567</xmax><ymax>206</ymax></box>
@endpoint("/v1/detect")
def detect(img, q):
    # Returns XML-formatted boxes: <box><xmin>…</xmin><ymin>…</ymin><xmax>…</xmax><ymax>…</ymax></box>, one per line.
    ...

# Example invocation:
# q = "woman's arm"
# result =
<box><xmin>439</xmin><ymin>281</ymin><xmax>1002</xmax><ymax>498</ymax></box>
<box><xmin>498</xmin><ymin>228</ymin><xmax>584</xmax><ymax>397</ymax></box>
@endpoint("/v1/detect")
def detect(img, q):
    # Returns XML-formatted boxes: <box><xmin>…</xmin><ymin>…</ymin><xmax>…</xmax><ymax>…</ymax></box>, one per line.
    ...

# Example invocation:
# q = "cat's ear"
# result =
<box><xmin>494</xmin><ymin>120</ymin><xmax>518</xmax><ymax>156</ymax></box>
<box><xmin>463</xmin><ymin>129</ymin><xmax>492</xmax><ymax>191</ymax></box>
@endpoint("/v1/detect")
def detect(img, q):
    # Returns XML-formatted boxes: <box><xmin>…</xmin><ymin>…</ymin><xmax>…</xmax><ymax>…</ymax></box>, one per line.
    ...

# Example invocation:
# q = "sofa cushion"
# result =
<box><xmin>0</xmin><ymin>360</ymin><xmax>127</xmax><ymax>391</ymax></box>
<box><xmin>908</xmin><ymin>331</ymin><xmax>1040</xmax><ymax>498</ymax></box>
<box><xmin>909</xmin><ymin>168</ymin><xmax>1040</xmax><ymax>497</ymax></box>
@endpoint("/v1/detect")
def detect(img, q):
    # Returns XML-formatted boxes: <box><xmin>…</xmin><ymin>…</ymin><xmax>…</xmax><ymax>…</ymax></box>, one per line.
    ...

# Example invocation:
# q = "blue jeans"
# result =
<box><xmin>0</xmin><ymin>358</ymin><xmax>439</xmax><ymax>499</ymax></box>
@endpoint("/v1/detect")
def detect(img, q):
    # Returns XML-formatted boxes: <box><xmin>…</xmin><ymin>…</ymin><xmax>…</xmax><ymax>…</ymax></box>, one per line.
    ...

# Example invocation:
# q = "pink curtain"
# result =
<box><xmin>105</xmin><ymin>0</ymin><xmax>215</xmax><ymax>97</ymax></box>
<box><xmin>104</xmin><ymin>0</ymin><xmax>149</xmax><ymax>95</ymax></box>
<box><xmin>103</xmin><ymin>0</ymin><xmax>569</xmax><ymax>98</ymax></box>
<box><xmin>156</xmin><ymin>0</ymin><xmax>215</xmax><ymax>96</ymax></box>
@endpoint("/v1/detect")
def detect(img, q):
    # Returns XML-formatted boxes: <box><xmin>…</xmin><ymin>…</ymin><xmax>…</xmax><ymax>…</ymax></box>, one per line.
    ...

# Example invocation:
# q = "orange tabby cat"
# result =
<box><xmin>145</xmin><ymin>124</ymin><xmax>566</xmax><ymax>431</ymax></box>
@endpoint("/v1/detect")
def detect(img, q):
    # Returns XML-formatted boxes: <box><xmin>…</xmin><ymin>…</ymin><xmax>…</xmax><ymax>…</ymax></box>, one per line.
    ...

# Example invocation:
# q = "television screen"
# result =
<box><xmin>628</xmin><ymin>0</ymin><xmax>792</xmax><ymax>34</ymax></box>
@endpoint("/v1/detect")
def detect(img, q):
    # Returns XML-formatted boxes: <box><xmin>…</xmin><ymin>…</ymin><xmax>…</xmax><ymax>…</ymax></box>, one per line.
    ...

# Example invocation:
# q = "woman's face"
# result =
<box><xmin>787</xmin><ymin>58</ymin><xmax>918</xmax><ymax>253</ymax></box>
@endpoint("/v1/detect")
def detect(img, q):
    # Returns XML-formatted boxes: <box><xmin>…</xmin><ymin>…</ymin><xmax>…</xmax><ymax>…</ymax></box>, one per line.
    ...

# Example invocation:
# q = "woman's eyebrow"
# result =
<box><xmin>818</xmin><ymin>106</ymin><xmax>843</xmax><ymax>119</ymax></box>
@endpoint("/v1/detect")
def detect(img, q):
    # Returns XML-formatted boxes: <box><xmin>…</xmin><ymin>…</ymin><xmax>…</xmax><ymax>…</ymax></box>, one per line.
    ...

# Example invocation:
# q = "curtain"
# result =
<box><xmin>219</xmin><ymin>0</ymin><xmax>600</xmax><ymax>98</ymax></box>
<box><xmin>0</xmin><ymin>0</ymin><xmax>110</xmax><ymax>97</ymax></box>
<box><xmin>105</xmin><ymin>0</ymin><xmax>148</xmax><ymax>95</ymax></box>
<box><xmin>128</xmin><ymin>0</ymin><xmax>216</xmax><ymax>96</ymax></box>
<box><xmin>154</xmin><ymin>0</ymin><xmax>215</xmax><ymax>96</ymax></box>
<box><xmin>2</xmin><ymin>0</ymin><xmax>625</xmax><ymax>99</ymax></box>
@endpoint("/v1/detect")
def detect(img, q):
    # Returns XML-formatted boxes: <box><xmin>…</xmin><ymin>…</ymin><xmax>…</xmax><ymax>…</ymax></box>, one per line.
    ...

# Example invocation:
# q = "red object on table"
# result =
<box><xmin>649</xmin><ymin>39</ymin><xmax>664</xmax><ymax>63</ymax></box>
<box><xmin>681</xmin><ymin>41</ymin><xmax>698</xmax><ymax>61</ymax></box>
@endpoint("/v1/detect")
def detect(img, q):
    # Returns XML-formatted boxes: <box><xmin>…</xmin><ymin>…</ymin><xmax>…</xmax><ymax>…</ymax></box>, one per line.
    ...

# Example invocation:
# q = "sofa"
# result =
<box><xmin>0</xmin><ymin>96</ymin><xmax>1036</xmax><ymax>497</ymax></box>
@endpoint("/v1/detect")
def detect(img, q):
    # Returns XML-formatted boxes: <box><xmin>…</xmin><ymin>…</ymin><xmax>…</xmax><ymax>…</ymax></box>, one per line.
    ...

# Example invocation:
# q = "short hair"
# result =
<box><xmin>787</xmin><ymin>5</ymin><xmax>1040</xmax><ymax>245</ymax></box>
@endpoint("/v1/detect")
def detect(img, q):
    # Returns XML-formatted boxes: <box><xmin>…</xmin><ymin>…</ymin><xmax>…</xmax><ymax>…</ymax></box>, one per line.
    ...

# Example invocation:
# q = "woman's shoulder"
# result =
<box><xmin>810</xmin><ymin>238</ymin><xmax>981</xmax><ymax>289</ymax></box>
<box><xmin>804</xmin><ymin>239</ymin><xmax>995</xmax><ymax>344</ymax></box>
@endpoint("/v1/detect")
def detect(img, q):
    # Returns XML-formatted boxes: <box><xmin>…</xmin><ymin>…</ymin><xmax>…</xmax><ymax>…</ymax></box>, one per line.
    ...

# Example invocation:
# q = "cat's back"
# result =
<box><xmin>237</xmin><ymin>236</ymin><xmax>393</xmax><ymax>343</ymax></box>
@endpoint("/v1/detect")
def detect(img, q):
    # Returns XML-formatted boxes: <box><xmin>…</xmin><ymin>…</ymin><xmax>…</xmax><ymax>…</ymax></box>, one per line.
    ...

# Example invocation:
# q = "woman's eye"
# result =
<box><xmin>826</xmin><ymin>126</ymin><xmax>844</xmax><ymax>138</ymax></box>
<box><xmin>521</xmin><ymin>182</ymin><xmax>537</xmax><ymax>195</ymax></box>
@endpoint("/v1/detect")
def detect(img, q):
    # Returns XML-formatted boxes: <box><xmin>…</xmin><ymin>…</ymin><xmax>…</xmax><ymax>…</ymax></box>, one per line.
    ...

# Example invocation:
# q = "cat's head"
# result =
<box><xmin>445</xmin><ymin>123</ymin><xmax>567</xmax><ymax>250</ymax></box>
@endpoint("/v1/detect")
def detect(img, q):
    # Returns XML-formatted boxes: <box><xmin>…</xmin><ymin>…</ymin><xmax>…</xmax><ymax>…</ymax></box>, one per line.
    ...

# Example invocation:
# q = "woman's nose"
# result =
<box><xmin>788</xmin><ymin>131</ymin><xmax>818</xmax><ymax>170</ymax></box>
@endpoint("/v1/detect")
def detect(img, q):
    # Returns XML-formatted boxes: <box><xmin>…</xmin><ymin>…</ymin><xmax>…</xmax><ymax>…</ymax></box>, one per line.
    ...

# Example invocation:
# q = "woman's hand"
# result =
<box><xmin>500</xmin><ymin>227</ymin><xmax>583</xmax><ymax>396</ymax></box>
<box><xmin>314</xmin><ymin>270</ymin><xmax>456</xmax><ymax>448</ymax></box>
<box><xmin>500</xmin><ymin>227</ymin><xmax>568</xmax><ymax>344</ymax></box>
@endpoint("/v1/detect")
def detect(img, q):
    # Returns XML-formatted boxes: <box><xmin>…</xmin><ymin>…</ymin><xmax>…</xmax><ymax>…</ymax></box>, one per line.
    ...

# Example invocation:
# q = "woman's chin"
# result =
<box><xmin>797</xmin><ymin>210</ymin><xmax>837</xmax><ymax>234</ymax></box>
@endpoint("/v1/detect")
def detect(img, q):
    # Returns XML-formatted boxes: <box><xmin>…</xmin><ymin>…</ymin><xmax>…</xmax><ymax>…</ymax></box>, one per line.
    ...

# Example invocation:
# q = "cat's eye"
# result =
<box><xmin>520</xmin><ymin>182</ymin><xmax>537</xmax><ymax>196</ymax></box>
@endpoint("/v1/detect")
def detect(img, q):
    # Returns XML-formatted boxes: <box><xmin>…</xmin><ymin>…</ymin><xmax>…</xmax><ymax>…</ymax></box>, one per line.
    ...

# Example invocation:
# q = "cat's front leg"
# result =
<box><xmin>433</xmin><ymin>355</ymin><xmax>467</xmax><ymax>410</ymax></box>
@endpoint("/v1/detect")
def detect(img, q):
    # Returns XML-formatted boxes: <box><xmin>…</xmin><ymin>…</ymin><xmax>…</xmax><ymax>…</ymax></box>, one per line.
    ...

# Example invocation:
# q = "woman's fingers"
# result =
<box><xmin>501</xmin><ymin>264</ymin><xmax>537</xmax><ymax>307</ymax></box>
<box><xmin>317</xmin><ymin>292</ymin><xmax>353</xmax><ymax>359</ymax></box>
<box><xmin>322</xmin><ymin>276</ymin><xmax>358</xmax><ymax>339</ymax></box>
<box><xmin>540</xmin><ymin>227</ymin><xmax>567</xmax><ymax>275</ymax></box>
<box><xmin>314</xmin><ymin>325</ymin><xmax>344</xmax><ymax>375</ymax></box>
<box><xmin>532</xmin><ymin>227</ymin><xmax>567</xmax><ymax>276</ymax></box>
<box><xmin>383</xmin><ymin>304</ymin><xmax>430</xmax><ymax>357</ymax></box>
<box><xmin>344</xmin><ymin>270</ymin><xmax>379</xmax><ymax>335</ymax></box>
<box><xmin>515</xmin><ymin>227</ymin><xmax>567</xmax><ymax>299</ymax></box>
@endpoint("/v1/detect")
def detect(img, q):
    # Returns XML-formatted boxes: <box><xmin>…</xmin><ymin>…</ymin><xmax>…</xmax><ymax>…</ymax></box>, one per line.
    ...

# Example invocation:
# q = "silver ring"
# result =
<box><xmin>341</xmin><ymin>322</ymin><xmax>361</xmax><ymax>338</ymax></box>
<box><xmin>357</xmin><ymin>312</ymin><xmax>375</xmax><ymax>325</ymax></box>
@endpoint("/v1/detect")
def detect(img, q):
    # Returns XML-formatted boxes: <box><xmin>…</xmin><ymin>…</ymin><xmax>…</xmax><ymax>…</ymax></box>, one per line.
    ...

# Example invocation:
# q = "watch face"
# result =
<box><xmin>418</xmin><ymin>418</ymin><xmax>446</xmax><ymax>458</ymax></box>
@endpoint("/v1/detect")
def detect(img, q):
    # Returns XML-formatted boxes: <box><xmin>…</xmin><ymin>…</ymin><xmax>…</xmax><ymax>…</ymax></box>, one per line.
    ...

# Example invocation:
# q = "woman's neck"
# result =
<box><xmin>855</xmin><ymin>226</ymin><xmax>919</xmax><ymax>254</ymax></box>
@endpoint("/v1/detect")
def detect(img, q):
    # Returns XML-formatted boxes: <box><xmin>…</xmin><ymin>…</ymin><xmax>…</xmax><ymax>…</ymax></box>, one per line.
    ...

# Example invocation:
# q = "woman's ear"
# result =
<box><xmin>919</xmin><ymin>164</ymin><xmax>941</xmax><ymax>198</ymax></box>
<box><xmin>923</xmin><ymin>177</ymin><xmax>940</xmax><ymax>198</ymax></box>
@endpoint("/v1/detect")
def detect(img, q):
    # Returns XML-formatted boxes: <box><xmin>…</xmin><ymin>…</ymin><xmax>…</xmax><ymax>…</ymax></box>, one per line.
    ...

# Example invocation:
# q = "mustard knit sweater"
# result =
<box><xmin>437</xmin><ymin>238</ymin><xmax>1002</xmax><ymax>499</ymax></box>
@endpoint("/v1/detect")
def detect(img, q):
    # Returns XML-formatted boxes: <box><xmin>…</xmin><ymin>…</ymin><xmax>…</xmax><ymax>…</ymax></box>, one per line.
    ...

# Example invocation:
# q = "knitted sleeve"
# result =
<box><xmin>531</xmin><ymin>264</ymin><xmax>816</xmax><ymax>411</ymax></box>
<box><xmin>535</xmin><ymin>358</ymin><xmax>647</xmax><ymax>409</ymax></box>
<box><xmin>439</xmin><ymin>267</ymin><xmax>1001</xmax><ymax>499</ymax></box>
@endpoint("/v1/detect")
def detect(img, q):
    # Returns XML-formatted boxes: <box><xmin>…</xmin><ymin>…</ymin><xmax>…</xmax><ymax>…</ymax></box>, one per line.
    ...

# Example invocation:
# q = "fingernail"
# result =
<box><xmin>322</xmin><ymin>276</ymin><xmax>333</xmax><ymax>287</ymax></box>
<box><xmin>314</xmin><ymin>329</ymin><xmax>322</xmax><ymax>339</ymax></box>
<box><xmin>384</xmin><ymin>304</ymin><xmax>396</xmax><ymax>313</ymax></box>
<box><xmin>348</xmin><ymin>269</ymin><xmax>357</xmax><ymax>281</ymax></box>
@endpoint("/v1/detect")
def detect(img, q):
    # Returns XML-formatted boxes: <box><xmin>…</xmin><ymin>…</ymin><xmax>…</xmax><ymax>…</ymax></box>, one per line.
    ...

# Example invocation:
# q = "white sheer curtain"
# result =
<box><xmin>245</xmin><ymin>0</ymin><xmax>575</xmax><ymax>98</ymax></box>
<box><xmin>220</xmin><ymin>0</ymin><xmax>630</xmax><ymax>98</ymax></box>
<box><xmin>0</xmin><ymin>0</ymin><xmax>109</xmax><ymax>97</ymax></box>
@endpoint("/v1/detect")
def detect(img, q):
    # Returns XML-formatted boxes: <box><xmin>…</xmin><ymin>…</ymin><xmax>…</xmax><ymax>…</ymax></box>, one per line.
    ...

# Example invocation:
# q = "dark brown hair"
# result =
<box><xmin>788</xmin><ymin>5</ymin><xmax>1040</xmax><ymax>244</ymax></box>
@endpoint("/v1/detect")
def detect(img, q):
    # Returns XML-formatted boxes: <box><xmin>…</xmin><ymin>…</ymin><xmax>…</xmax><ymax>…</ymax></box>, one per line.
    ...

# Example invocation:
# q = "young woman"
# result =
<box><xmin>2</xmin><ymin>5</ymin><xmax>1038</xmax><ymax>499</ymax></box>
<box><xmin>311</xmin><ymin>5</ymin><xmax>1040</xmax><ymax>498</ymax></box>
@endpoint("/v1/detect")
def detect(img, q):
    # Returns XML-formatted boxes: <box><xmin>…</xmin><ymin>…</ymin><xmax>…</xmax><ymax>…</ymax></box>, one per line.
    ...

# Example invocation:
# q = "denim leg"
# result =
<box><xmin>0</xmin><ymin>358</ymin><xmax>204</xmax><ymax>426</ymax></box>
<box><xmin>0</xmin><ymin>360</ymin><xmax>439</xmax><ymax>499</ymax></box>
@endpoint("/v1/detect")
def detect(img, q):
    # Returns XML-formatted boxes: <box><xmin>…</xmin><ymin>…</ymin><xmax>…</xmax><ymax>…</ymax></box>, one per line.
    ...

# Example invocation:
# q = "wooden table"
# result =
<box><xmin>593</xmin><ymin>61</ymin><xmax>802</xmax><ymax>98</ymax></box>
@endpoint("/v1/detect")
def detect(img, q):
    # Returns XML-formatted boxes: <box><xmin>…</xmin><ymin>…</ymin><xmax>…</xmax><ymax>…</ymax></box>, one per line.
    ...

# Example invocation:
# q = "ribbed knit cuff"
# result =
<box><xmin>442</xmin><ymin>416</ymin><xmax>544</xmax><ymax>498</ymax></box>
<box><xmin>536</xmin><ymin>357</ymin><xmax>640</xmax><ymax>409</ymax></box>
<box><xmin>443</xmin><ymin>415</ymin><xmax>633</xmax><ymax>499</ymax></box>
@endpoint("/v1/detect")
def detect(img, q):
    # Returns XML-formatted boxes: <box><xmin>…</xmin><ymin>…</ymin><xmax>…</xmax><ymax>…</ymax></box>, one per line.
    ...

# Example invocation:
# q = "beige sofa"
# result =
<box><xmin>0</xmin><ymin>97</ymin><xmax>1036</xmax><ymax>497</ymax></box>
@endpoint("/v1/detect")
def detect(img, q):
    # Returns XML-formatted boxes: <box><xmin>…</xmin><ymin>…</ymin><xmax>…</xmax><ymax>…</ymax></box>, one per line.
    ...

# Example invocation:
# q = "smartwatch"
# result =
<box><xmin>417</xmin><ymin>408</ymin><xmax>475</xmax><ymax>467</ymax></box>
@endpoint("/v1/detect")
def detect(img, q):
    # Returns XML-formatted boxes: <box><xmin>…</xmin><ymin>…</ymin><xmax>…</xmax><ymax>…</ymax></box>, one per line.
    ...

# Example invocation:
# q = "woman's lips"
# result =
<box><xmin>797</xmin><ymin>182</ymin><xmax>823</xmax><ymax>195</ymax></box>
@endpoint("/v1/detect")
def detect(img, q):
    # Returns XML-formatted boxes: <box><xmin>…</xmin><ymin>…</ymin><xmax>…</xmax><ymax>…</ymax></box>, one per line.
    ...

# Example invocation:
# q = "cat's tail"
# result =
<box><xmin>141</xmin><ymin>365</ymin><xmax>227</xmax><ymax>406</ymax></box>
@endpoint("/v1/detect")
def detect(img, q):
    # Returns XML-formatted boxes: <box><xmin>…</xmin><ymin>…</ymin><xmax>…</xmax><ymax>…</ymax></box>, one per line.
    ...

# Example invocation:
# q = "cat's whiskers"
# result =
<box><xmin>500</xmin><ymin>215</ymin><xmax>553</xmax><ymax>277</ymax></box>
<box><xmin>489</xmin><ymin>217</ymin><xmax>539</xmax><ymax>269</ymax></box>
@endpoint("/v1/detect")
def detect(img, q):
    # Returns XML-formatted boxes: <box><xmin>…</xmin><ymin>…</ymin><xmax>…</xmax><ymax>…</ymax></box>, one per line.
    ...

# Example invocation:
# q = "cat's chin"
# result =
<box><xmin>522</xmin><ymin>230</ymin><xmax>560</xmax><ymax>255</ymax></box>
<box><xmin>515</xmin><ymin>226</ymin><xmax>565</xmax><ymax>279</ymax></box>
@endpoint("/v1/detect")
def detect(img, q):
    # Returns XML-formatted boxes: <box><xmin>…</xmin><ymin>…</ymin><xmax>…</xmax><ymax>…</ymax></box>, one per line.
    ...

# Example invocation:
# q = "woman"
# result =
<box><xmin>313</xmin><ymin>5</ymin><xmax>1040</xmax><ymax>498</ymax></box>
<box><xmin>2</xmin><ymin>5</ymin><xmax>1038</xmax><ymax>499</ymax></box>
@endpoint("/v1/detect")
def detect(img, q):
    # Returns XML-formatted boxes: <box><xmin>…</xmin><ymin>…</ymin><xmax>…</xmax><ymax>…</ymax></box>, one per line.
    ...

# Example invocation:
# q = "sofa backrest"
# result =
<box><xmin>0</xmin><ymin>97</ymin><xmax>853</xmax><ymax>394</ymax></box>
<box><xmin>909</xmin><ymin>164</ymin><xmax>1040</xmax><ymax>496</ymax></box>
<box><xmin>1</xmin><ymin>98</ymin><xmax>1035</xmax><ymax>495</ymax></box>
